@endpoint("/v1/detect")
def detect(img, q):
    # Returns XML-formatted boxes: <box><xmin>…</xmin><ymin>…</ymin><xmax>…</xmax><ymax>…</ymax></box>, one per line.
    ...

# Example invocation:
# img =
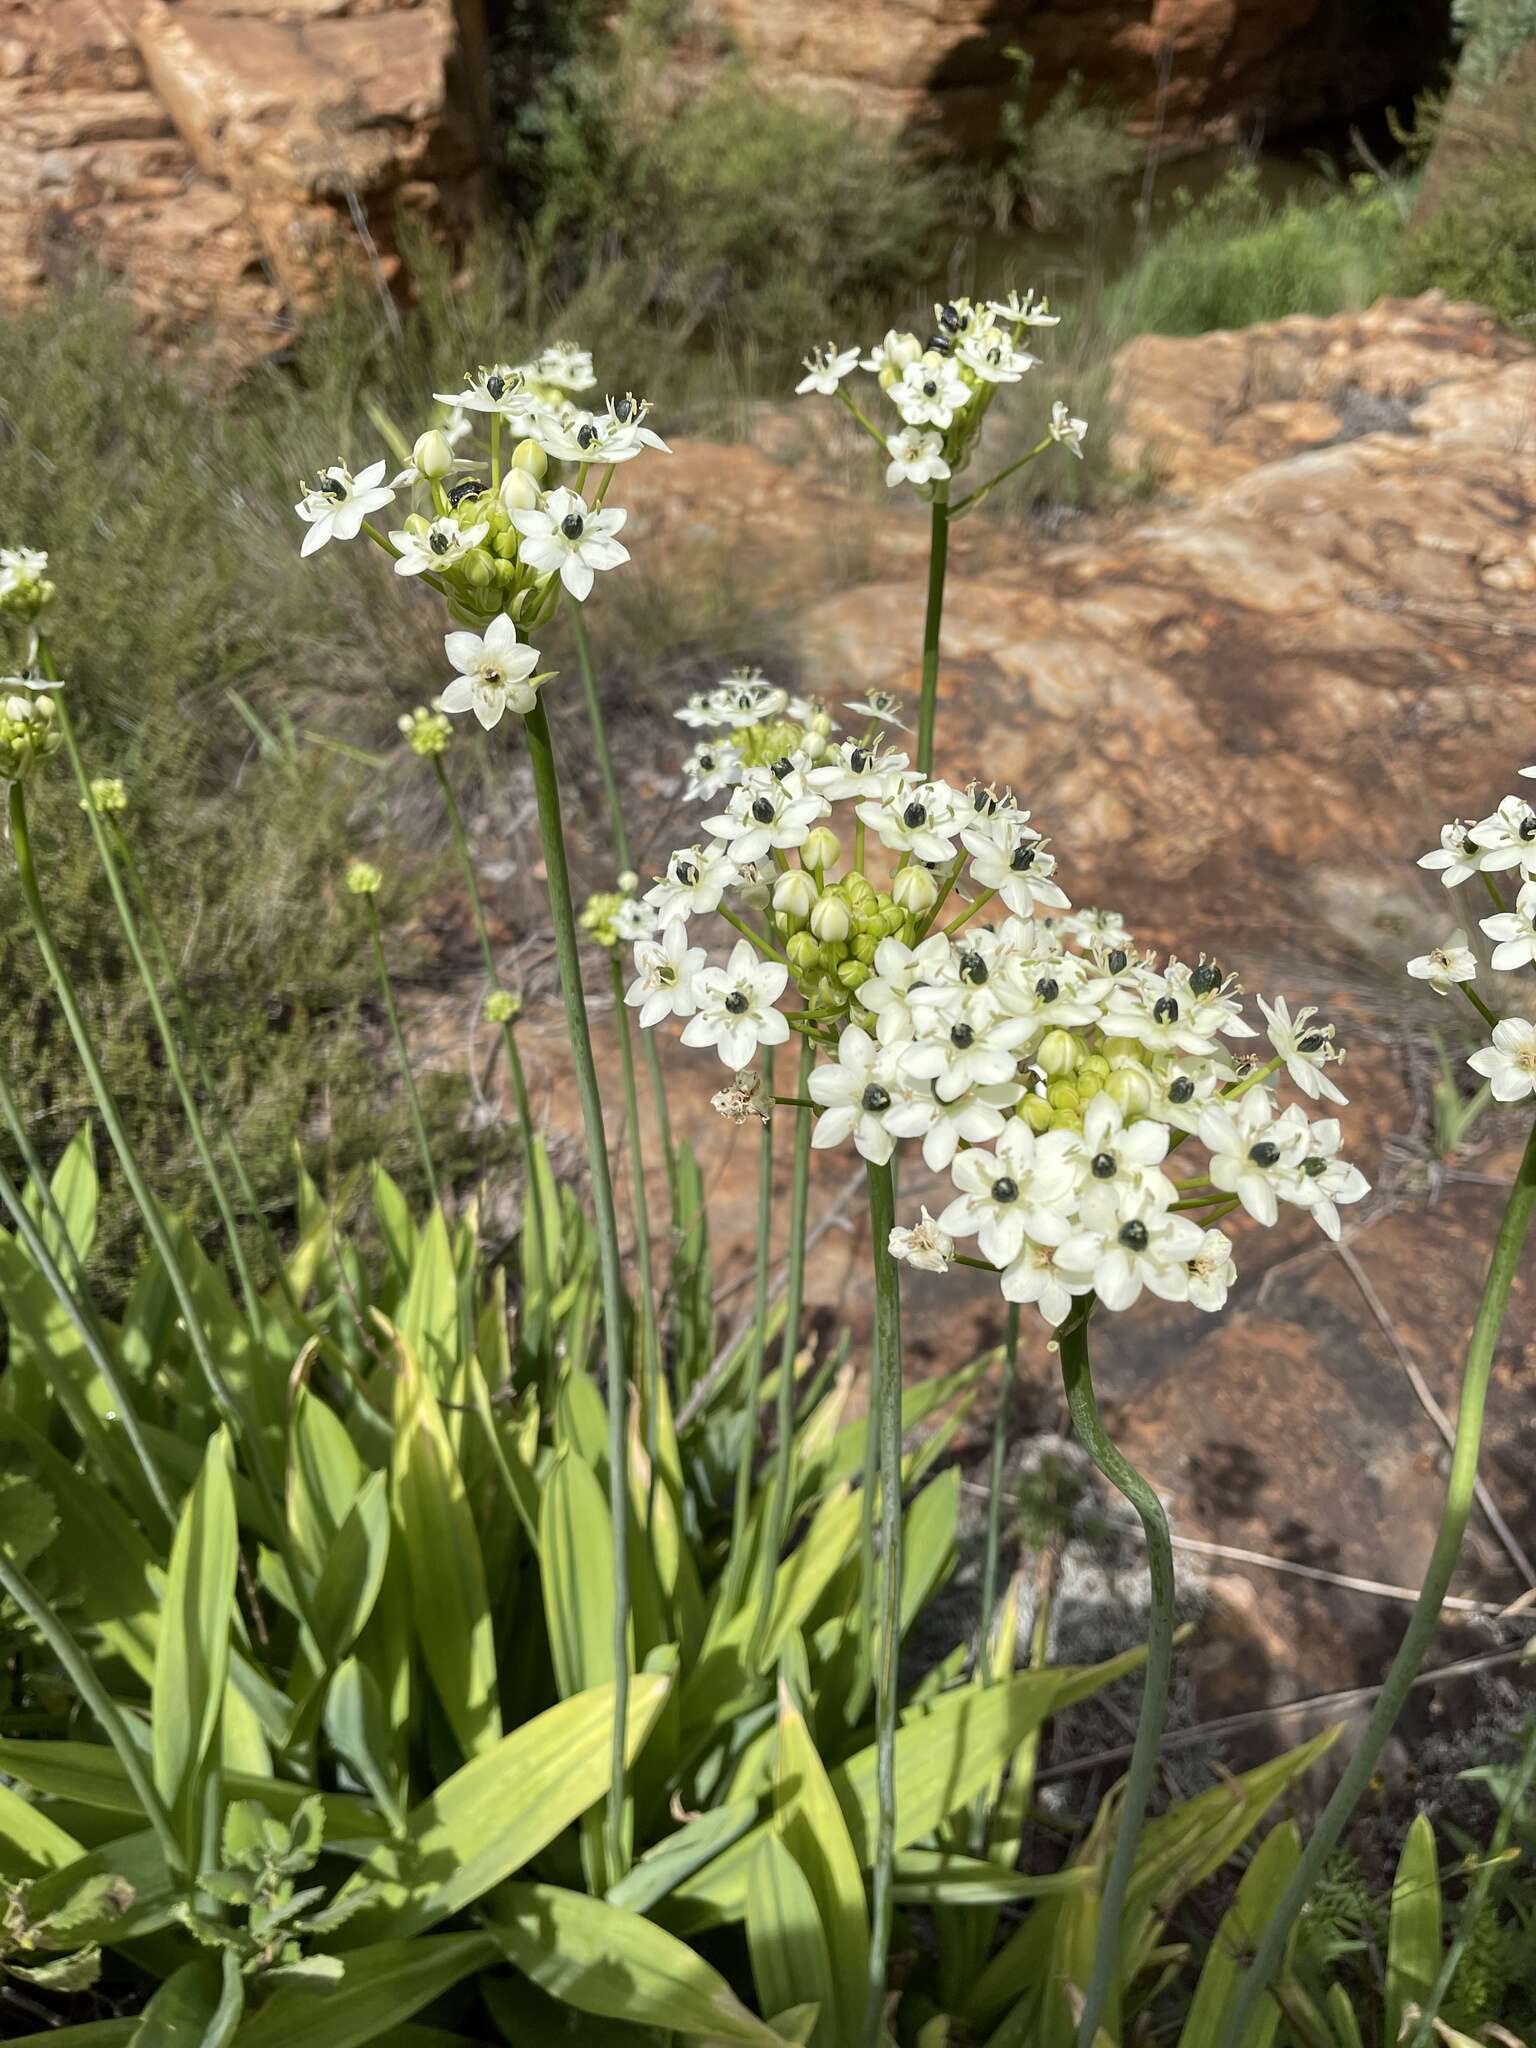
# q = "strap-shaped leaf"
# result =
<box><xmin>152</xmin><ymin>1428</ymin><xmax>237</xmax><ymax>1864</ymax></box>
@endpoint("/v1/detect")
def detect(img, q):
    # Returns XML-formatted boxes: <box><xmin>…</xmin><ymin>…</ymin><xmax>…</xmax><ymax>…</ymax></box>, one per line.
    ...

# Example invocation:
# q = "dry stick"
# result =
<box><xmin>1334</xmin><ymin>1236</ymin><xmax>1536</xmax><ymax>1592</ymax></box>
<box><xmin>1218</xmin><ymin>1118</ymin><xmax>1536</xmax><ymax>2045</ymax></box>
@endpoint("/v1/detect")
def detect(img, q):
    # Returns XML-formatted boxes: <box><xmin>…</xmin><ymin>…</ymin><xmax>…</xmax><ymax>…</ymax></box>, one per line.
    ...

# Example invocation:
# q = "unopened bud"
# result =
<box><xmin>511</xmin><ymin>438</ymin><xmax>548</xmax><ymax>479</ymax></box>
<box><xmin>1045</xmin><ymin>1080</ymin><xmax>1080</xmax><ymax>1113</ymax></box>
<box><xmin>346</xmin><ymin>859</ymin><xmax>383</xmax><ymax>897</ymax></box>
<box><xmin>460</xmin><ymin>550</ymin><xmax>494</xmax><ymax>589</ymax></box>
<box><xmin>772</xmin><ymin>869</ymin><xmax>818</xmax><ymax>919</ymax></box>
<box><xmin>890</xmin><ymin>865</ymin><xmax>938</xmax><ymax>915</ymax></box>
<box><xmin>413</xmin><ymin>429</ymin><xmax>454</xmax><ymax>481</ymax></box>
<box><xmin>786</xmin><ymin>931</ymin><xmax>822</xmax><ymax>975</ymax></box>
<box><xmin>801</xmin><ymin>827</ymin><xmax>841</xmax><ymax>872</ymax></box>
<box><xmin>499</xmin><ymin>469</ymin><xmax>541</xmax><ymax>514</ymax></box>
<box><xmin>1036</xmin><ymin>1028</ymin><xmax>1079</xmax><ymax>1078</ymax></box>
<box><xmin>1104</xmin><ymin>1066</ymin><xmax>1153</xmax><ymax>1116</ymax></box>
<box><xmin>485</xmin><ymin>989</ymin><xmax>521</xmax><ymax>1024</ymax></box>
<box><xmin>1101</xmin><ymin>1035</ymin><xmax>1146</xmax><ymax>1065</ymax></box>
<box><xmin>837</xmin><ymin>959</ymin><xmax>870</xmax><ymax>990</ymax></box>
<box><xmin>1020</xmin><ymin>1094</ymin><xmax>1055</xmax><ymax>1134</ymax></box>
<box><xmin>809</xmin><ymin>895</ymin><xmax>852</xmax><ymax>943</ymax></box>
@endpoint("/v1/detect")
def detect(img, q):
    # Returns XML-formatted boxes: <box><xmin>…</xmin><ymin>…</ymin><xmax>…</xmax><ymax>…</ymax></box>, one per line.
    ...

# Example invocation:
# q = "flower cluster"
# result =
<box><xmin>0</xmin><ymin>545</ymin><xmax>63</xmax><ymax>785</ymax></box>
<box><xmin>795</xmin><ymin>291</ymin><xmax>1084</xmax><ymax>499</ymax></box>
<box><xmin>345</xmin><ymin>859</ymin><xmax>383</xmax><ymax>898</ymax></box>
<box><xmin>0</xmin><ymin>546</ymin><xmax>55</xmax><ymax>624</ymax></box>
<box><xmin>627</xmin><ymin>693</ymin><xmax>1367</xmax><ymax>1326</ymax></box>
<box><xmin>1415</xmin><ymin>766</ymin><xmax>1536</xmax><ymax>1103</ymax></box>
<box><xmin>398</xmin><ymin>706</ymin><xmax>452</xmax><ymax>758</ymax></box>
<box><xmin>294</xmin><ymin>344</ymin><xmax>666</xmax><ymax>732</ymax></box>
<box><xmin>673</xmin><ymin>669</ymin><xmax>838</xmax><ymax>802</ymax></box>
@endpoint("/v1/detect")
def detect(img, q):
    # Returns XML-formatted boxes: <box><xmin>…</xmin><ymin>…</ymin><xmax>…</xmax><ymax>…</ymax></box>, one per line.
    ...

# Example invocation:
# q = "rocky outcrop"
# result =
<box><xmin>0</xmin><ymin>0</ymin><xmax>489</xmax><ymax>366</ymax></box>
<box><xmin>699</xmin><ymin>0</ymin><xmax>1451</xmax><ymax>155</ymax></box>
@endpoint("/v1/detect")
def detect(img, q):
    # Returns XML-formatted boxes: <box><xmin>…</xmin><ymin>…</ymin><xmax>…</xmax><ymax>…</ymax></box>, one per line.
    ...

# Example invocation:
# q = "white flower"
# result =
<box><xmin>626</xmin><ymin>921</ymin><xmax>707</xmax><ymax>1027</ymax></box>
<box><xmin>1469</xmin><ymin>1017</ymin><xmax>1536</xmax><ymax>1102</ymax></box>
<box><xmin>388</xmin><ymin>515</ymin><xmax>489</xmax><ymax>577</ymax></box>
<box><xmin>884</xmin><ymin>428</ymin><xmax>951</xmax><ymax>489</ymax></box>
<box><xmin>967</xmin><ymin>826</ymin><xmax>1071</xmax><ymax>918</ymax></box>
<box><xmin>438</xmin><ymin>615</ymin><xmax>542</xmax><ymax>728</ymax></box>
<box><xmin>508</xmin><ymin>487</ymin><xmax>629</xmax><ymax>601</ymax></box>
<box><xmin>613</xmin><ymin>897</ymin><xmax>656</xmax><ymax>944</ymax></box>
<box><xmin>1057</xmin><ymin>1195</ymin><xmax>1205</xmax><ymax>1312</ymax></box>
<box><xmin>681</xmin><ymin>940</ymin><xmax>790</xmax><ymax>1068</ymax></box>
<box><xmin>1198</xmin><ymin>1088</ymin><xmax>1307</xmax><ymax>1226</ymax></box>
<box><xmin>432</xmin><ymin>365</ymin><xmax>542</xmax><ymax>425</ymax></box>
<box><xmin>1467</xmin><ymin>795</ymin><xmax>1536</xmax><ymax>873</ymax></box>
<box><xmin>957</xmin><ymin>332</ymin><xmax>1035</xmax><ymax>383</ymax></box>
<box><xmin>1289</xmin><ymin>1116</ymin><xmax>1370</xmax><ymax>1240</ymax></box>
<box><xmin>1257</xmin><ymin>994</ymin><xmax>1347</xmax><ymax>1106</ymax></box>
<box><xmin>795</xmin><ymin>344</ymin><xmax>861</xmax><ymax>396</ymax></box>
<box><xmin>1407</xmin><ymin>932</ymin><xmax>1479</xmax><ymax>994</ymax></box>
<box><xmin>682</xmin><ymin>739</ymin><xmax>743</xmax><ymax>802</ymax></box>
<box><xmin>1048</xmin><ymin>400</ymin><xmax>1088</xmax><ymax>458</ymax></box>
<box><xmin>893</xmin><ymin>357</ymin><xmax>972</xmax><ymax>429</ymax></box>
<box><xmin>938</xmin><ymin>1121</ymin><xmax>1079</xmax><ymax>1267</ymax></box>
<box><xmin>807</xmin><ymin>1026</ymin><xmax>899</xmax><ymax>1164</ymax></box>
<box><xmin>889</xmin><ymin>1209</ymin><xmax>955</xmax><ymax>1274</ymax></box>
<box><xmin>988</xmin><ymin>289</ymin><xmax>1059</xmax><ymax>328</ymax></box>
<box><xmin>900</xmin><ymin>996</ymin><xmax>1032</xmax><ymax>1102</ymax></box>
<box><xmin>1058</xmin><ymin>907</ymin><xmax>1129</xmax><ymax>948</ymax></box>
<box><xmin>881</xmin><ymin>1077</ymin><xmax>1020</xmax><ymax>1171</ymax></box>
<box><xmin>520</xmin><ymin>342</ymin><xmax>597</xmax><ymax>394</ymax></box>
<box><xmin>1148</xmin><ymin>1054</ymin><xmax>1231</xmax><ymax>1134</ymax></box>
<box><xmin>1000</xmin><ymin>1229</ymin><xmax>1087</xmax><ymax>1328</ymax></box>
<box><xmin>859</xmin><ymin>934</ymin><xmax>955</xmax><ymax>1046</ymax></box>
<box><xmin>1069</xmin><ymin>1094</ymin><xmax>1175</xmax><ymax>1217</ymax></box>
<box><xmin>0</xmin><ymin>666</ymin><xmax>63</xmax><ymax>694</ymax></box>
<box><xmin>1186</xmin><ymin>1229</ymin><xmax>1237</xmax><ymax>1312</ymax></box>
<box><xmin>538</xmin><ymin>396</ymin><xmax>668</xmax><ymax>465</ymax></box>
<box><xmin>843</xmin><ymin>688</ymin><xmax>911</xmax><ymax>733</ymax></box>
<box><xmin>1419</xmin><ymin>820</ymin><xmax>1488</xmax><ymax>889</ymax></box>
<box><xmin>705</xmin><ymin>766</ymin><xmax>829</xmax><ymax>864</ymax></box>
<box><xmin>294</xmin><ymin>459</ymin><xmax>395</xmax><ymax>556</ymax></box>
<box><xmin>645</xmin><ymin>844</ymin><xmax>740</xmax><ymax>924</ymax></box>
<box><xmin>806</xmin><ymin>738</ymin><xmax>910</xmax><ymax>800</ymax></box>
<box><xmin>861</xmin><ymin>329</ymin><xmax>922</xmax><ymax>376</ymax></box>
<box><xmin>1480</xmin><ymin>882</ymin><xmax>1536</xmax><ymax>971</ymax></box>
<box><xmin>856</xmin><ymin>774</ymin><xmax>962</xmax><ymax>864</ymax></box>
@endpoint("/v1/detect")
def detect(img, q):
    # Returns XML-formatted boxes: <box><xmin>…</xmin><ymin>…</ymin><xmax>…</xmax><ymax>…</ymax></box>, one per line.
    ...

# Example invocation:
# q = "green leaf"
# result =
<box><xmin>1325</xmin><ymin>1983</ymin><xmax>1366</xmax><ymax>2048</ymax></box>
<box><xmin>288</xmin><ymin>1388</ymin><xmax>368</xmax><ymax>1581</ymax></box>
<box><xmin>21</xmin><ymin>1121</ymin><xmax>98</xmax><ymax>1267</ymax></box>
<box><xmin>232</xmin><ymin>1934</ymin><xmax>496</xmax><ymax>2048</ymax></box>
<box><xmin>310</xmin><ymin>1471</ymin><xmax>390</xmax><ymax>1664</ymax></box>
<box><xmin>152</xmin><ymin>1428</ymin><xmax>238</xmax><ymax>1863</ymax></box>
<box><xmin>390</xmin><ymin>1333</ymin><xmax>500</xmax><ymax>1759</ymax></box>
<box><xmin>1385</xmin><ymin>1811</ymin><xmax>1441</xmax><ymax>2048</ymax></box>
<box><xmin>487</xmin><ymin>1882</ymin><xmax>784</xmax><ymax>2044</ymax></box>
<box><xmin>324</xmin><ymin>1657</ymin><xmax>407</xmax><ymax>1832</ymax></box>
<box><xmin>334</xmin><ymin>1675</ymin><xmax>671</xmax><ymax>1944</ymax></box>
<box><xmin>370</xmin><ymin>1164</ymin><xmax>417</xmax><ymax>1285</ymax></box>
<box><xmin>745</xmin><ymin>1835</ymin><xmax>835</xmax><ymax>2046</ymax></box>
<box><xmin>1176</xmin><ymin>1822</ymin><xmax>1300</xmax><ymax>2048</ymax></box>
<box><xmin>540</xmin><ymin>1451</ymin><xmax>624</xmax><ymax>1699</ymax></box>
<box><xmin>773</xmin><ymin>1681</ymin><xmax>867</xmax><ymax>2042</ymax></box>
<box><xmin>131</xmin><ymin>1952</ymin><xmax>243</xmax><ymax>2048</ymax></box>
<box><xmin>397</xmin><ymin>1208</ymin><xmax>458</xmax><ymax>1390</ymax></box>
<box><xmin>606</xmin><ymin>1800</ymin><xmax>759</xmax><ymax>1917</ymax></box>
<box><xmin>892</xmin><ymin>1850</ymin><xmax>1093</xmax><ymax>1906</ymax></box>
<box><xmin>3</xmin><ymin>2026</ymin><xmax>135</xmax><ymax>2045</ymax></box>
<box><xmin>0</xmin><ymin>1778</ymin><xmax>83</xmax><ymax>1878</ymax></box>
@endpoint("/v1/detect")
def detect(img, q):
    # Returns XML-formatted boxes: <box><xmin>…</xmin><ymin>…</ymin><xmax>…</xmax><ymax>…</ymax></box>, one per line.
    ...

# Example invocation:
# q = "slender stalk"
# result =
<box><xmin>1219</xmin><ymin>1116</ymin><xmax>1536</xmax><ymax>2047</ymax></box>
<box><xmin>522</xmin><ymin>696</ymin><xmax>633</xmax><ymax>1884</ymax></box>
<box><xmin>0</xmin><ymin>1543</ymin><xmax>184</xmax><ymax>1874</ymax></box>
<box><xmin>54</xmin><ymin>703</ymin><xmax>267</xmax><ymax>1343</ymax></box>
<box><xmin>1459</xmin><ymin>982</ymin><xmax>1501</xmax><ymax>1034</ymax></box>
<box><xmin>611</xmin><ymin>953</ymin><xmax>662</xmax><ymax>1465</ymax></box>
<box><xmin>915</xmin><ymin>483</ymin><xmax>951</xmax><ymax>779</ymax></box>
<box><xmin>759</xmin><ymin>1036</ymin><xmax>815</xmax><ymax>1614</ymax></box>
<box><xmin>863</xmin><ymin>1156</ymin><xmax>904</xmax><ymax>2046</ymax></box>
<box><xmin>976</xmin><ymin>1305</ymin><xmax>1020</xmax><ymax>1680</ymax></box>
<box><xmin>360</xmin><ymin>895</ymin><xmax>442</xmax><ymax>1214</ymax></box>
<box><xmin>429</xmin><ymin>756</ymin><xmax>551</xmax><ymax>1273</ymax></box>
<box><xmin>1060</xmin><ymin>1307</ymin><xmax>1177</xmax><ymax>2048</ymax></box>
<box><xmin>0</xmin><ymin>1064</ymin><xmax>88</xmax><ymax>1294</ymax></box>
<box><xmin>7</xmin><ymin>781</ymin><xmax>283</xmax><ymax>1530</ymax></box>
<box><xmin>723</xmin><ymin>1042</ymin><xmax>775</xmax><ymax>1614</ymax></box>
<box><xmin>0</xmin><ymin>1140</ymin><xmax>175</xmax><ymax>1531</ymax></box>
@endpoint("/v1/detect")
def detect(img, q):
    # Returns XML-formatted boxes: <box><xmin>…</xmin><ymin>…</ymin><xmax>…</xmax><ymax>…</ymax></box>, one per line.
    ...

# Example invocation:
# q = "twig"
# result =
<box><xmin>1334</xmin><ymin>1237</ymin><xmax>1536</xmax><ymax>1592</ymax></box>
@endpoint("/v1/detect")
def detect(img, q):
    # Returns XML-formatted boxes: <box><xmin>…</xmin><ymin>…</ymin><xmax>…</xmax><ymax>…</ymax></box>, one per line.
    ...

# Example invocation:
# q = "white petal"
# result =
<box><xmin>444</xmin><ymin>631</ymin><xmax>484</xmax><ymax>674</ymax></box>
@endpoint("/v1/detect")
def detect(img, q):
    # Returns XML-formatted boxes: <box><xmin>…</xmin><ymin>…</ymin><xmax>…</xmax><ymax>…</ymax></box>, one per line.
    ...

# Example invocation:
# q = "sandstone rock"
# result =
<box><xmin>698</xmin><ymin>0</ymin><xmax>1449</xmax><ymax>155</ymax></box>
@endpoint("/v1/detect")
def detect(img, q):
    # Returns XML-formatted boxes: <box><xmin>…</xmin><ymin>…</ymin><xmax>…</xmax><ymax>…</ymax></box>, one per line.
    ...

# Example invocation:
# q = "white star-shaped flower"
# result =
<box><xmin>1407</xmin><ymin>932</ymin><xmax>1479</xmax><ymax>994</ymax></box>
<box><xmin>438</xmin><ymin>616</ymin><xmax>542</xmax><ymax>728</ymax></box>
<box><xmin>388</xmin><ymin>514</ymin><xmax>489</xmax><ymax>577</ymax></box>
<box><xmin>884</xmin><ymin>428</ymin><xmax>951</xmax><ymax>490</ymax></box>
<box><xmin>1480</xmin><ymin>880</ymin><xmax>1536</xmax><ymax>971</ymax></box>
<box><xmin>1469</xmin><ymin>1018</ymin><xmax>1536</xmax><ymax>1102</ymax></box>
<box><xmin>626</xmin><ymin>921</ymin><xmax>708</xmax><ymax>1028</ymax></box>
<box><xmin>294</xmin><ymin>459</ymin><xmax>396</xmax><ymax>556</ymax></box>
<box><xmin>508</xmin><ymin>487</ymin><xmax>629</xmax><ymax>601</ymax></box>
<box><xmin>795</xmin><ymin>344</ymin><xmax>861</xmax><ymax>396</ymax></box>
<box><xmin>1048</xmin><ymin>400</ymin><xmax>1088</xmax><ymax>458</ymax></box>
<box><xmin>889</xmin><ymin>1209</ymin><xmax>955</xmax><ymax>1274</ymax></box>
<box><xmin>681</xmin><ymin>940</ymin><xmax>790</xmax><ymax>1069</ymax></box>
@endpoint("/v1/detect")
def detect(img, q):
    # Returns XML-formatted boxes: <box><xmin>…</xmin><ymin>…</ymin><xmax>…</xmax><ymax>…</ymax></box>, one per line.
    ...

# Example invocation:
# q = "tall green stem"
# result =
<box><xmin>1061</xmin><ymin>1308</ymin><xmax>1176</xmax><ymax>2048</ymax></box>
<box><xmin>361</xmin><ymin>896</ymin><xmax>442</xmax><ymax>1215</ymax></box>
<box><xmin>759</xmin><ymin>1036</ymin><xmax>815</xmax><ymax>1620</ymax></box>
<box><xmin>8</xmin><ymin>781</ymin><xmax>283</xmax><ymax>1532</ymax></box>
<box><xmin>914</xmin><ymin>483</ymin><xmax>951</xmax><ymax>780</ymax></box>
<box><xmin>522</xmin><ymin>696</ymin><xmax>633</xmax><ymax>1884</ymax></box>
<box><xmin>724</xmin><ymin>1042</ymin><xmax>774</xmax><ymax>1613</ymax></box>
<box><xmin>54</xmin><ymin>703</ymin><xmax>267</xmax><ymax>1345</ymax></box>
<box><xmin>863</xmin><ymin>1156</ymin><xmax>904</xmax><ymax>2046</ymax></box>
<box><xmin>0</xmin><ymin>1063</ymin><xmax>90</xmax><ymax>1296</ymax></box>
<box><xmin>1219</xmin><ymin>1117</ymin><xmax>1536</xmax><ymax>2048</ymax></box>
<box><xmin>0</xmin><ymin>1549</ymin><xmax>184</xmax><ymax>1874</ymax></box>
<box><xmin>978</xmin><ymin>1304</ymin><xmax>1020</xmax><ymax>1674</ymax></box>
<box><xmin>611</xmin><ymin>952</ymin><xmax>662</xmax><ymax>1465</ymax></box>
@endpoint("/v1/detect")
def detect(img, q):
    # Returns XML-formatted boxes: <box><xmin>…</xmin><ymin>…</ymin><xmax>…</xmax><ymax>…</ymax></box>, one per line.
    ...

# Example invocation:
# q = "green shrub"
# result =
<box><xmin>1106</xmin><ymin>167</ymin><xmax>1405</xmax><ymax>337</ymax></box>
<box><xmin>991</xmin><ymin>48</ymin><xmax>1141</xmax><ymax>232</ymax></box>
<box><xmin>1391</xmin><ymin>143</ymin><xmax>1536</xmax><ymax>323</ymax></box>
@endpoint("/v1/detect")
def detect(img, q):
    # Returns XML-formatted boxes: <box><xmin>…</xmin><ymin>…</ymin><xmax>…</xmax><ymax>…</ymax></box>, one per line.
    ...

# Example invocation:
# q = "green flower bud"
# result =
<box><xmin>801</xmin><ymin>826</ymin><xmax>841</xmax><ymax>872</ymax></box>
<box><xmin>412</xmin><ymin>429</ymin><xmax>455</xmax><ymax>481</ymax></box>
<box><xmin>0</xmin><ymin>688</ymin><xmax>61</xmax><ymax>785</ymax></box>
<box><xmin>809</xmin><ymin>894</ymin><xmax>852</xmax><ymax>943</ymax></box>
<box><xmin>346</xmin><ymin>859</ymin><xmax>382</xmax><ymax>897</ymax></box>
<box><xmin>493</xmin><ymin>530</ymin><xmax>519</xmax><ymax>560</ymax></box>
<box><xmin>837</xmin><ymin>959</ymin><xmax>870</xmax><ymax>990</ymax></box>
<box><xmin>852</xmin><ymin>933</ymin><xmax>879</xmax><ymax>964</ymax></box>
<box><xmin>1077</xmin><ymin>1053</ymin><xmax>1110</xmax><ymax>1086</ymax></box>
<box><xmin>499</xmin><ymin>469</ymin><xmax>541</xmax><ymax>514</ymax></box>
<box><xmin>891</xmin><ymin>864</ymin><xmax>939</xmax><ymax>915</ymax></box>
<box><xmin>460</xmin><ymin>549</ymin><xmax>494</xmax><ymax>589</ymax></box>
<box><xmin>1037</xmin><ymin>1028</ymin><xmax>1079</xmax><ymax>1078</ymax></box>
<box><xmin>847</xmin><ymin>876</ymin><xmax>879</xmax><ymax>915</ymax></box>
<box><xmin>397</xmin><ymin>706</ymin><xmax>452</xmax><ymax>757</ymax></box>
<box><xmin>880</xmin><ymin>905</ymin><xmax>908</xmax><ymax>937</ymax></box>
<box><xmin>787</xmin><ymin>931</ymin><xmax>822</xmax><ymax>976</ymax></box>
<box><xmin>1104</xmin><ymin>1066</ymin><xmax>1153</xmax><ymax>1116</ymax></box>
<box><xmin>1045</xmin><ymin>1080</ymin><xmax>1080</xmax><ymax>1113</ymax></box>
<box><xmin>81</xmin><ymin>775</ymin><xmax>128</xmax><ymax>816</ymax></box>
<box><xmin>1020</xmin><ymin>1094</ymin><xmax>1055</xmax><ymax>1134</ymax></box>
<box><xmin>817</xmin><ymin>939</ymin><xmax>849</xmax><ymax>970</ymax></box>
<box><xmin>772</xmin><ymin>869</ymin><xmax>818</xmax><ymax>919</ymax></box>
<box><xmin>1101</xmin><ymin>1035</ymin><xmax>1147</xmax><ymax>1065</ymax></box>
<box><xmin>511</xmin><ymin>438</ymin><xmax>548</xmax><ymax>479</ymax></box>
<box><xmin>485</xmin><ymin>988</ymin><xmax>521</xmax><ymax>1024</ymax></box>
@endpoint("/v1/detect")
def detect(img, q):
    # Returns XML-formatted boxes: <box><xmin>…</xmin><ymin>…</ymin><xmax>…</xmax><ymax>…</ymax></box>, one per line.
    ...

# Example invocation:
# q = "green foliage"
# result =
<box><xmin>1392</xmin><ymin>140</ymin><xmax>1536</xmax><ymax>324</ymax></box>
<box><xmin>991</xmin><ymin>48</ymin><xmax>1141</xmax><ymax>232</ymax></box>
<box><xmin>1106</xmin><ymin>167</ymin><xmax>1404</xmax><ymax>337</ymax></box>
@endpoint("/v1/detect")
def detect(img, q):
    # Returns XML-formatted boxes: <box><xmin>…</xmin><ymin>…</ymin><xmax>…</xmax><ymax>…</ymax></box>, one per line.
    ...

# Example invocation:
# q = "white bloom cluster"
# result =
<box><xmin>294</xmin><ymin>345</ymin><xmax>667</xmax><ymax>731</ymax></box>
<box><xmin>1415</xmin><ymin>767</ymin><xmax>1536</xmax><ymax>1103</ymax></box>
<box><xmin>628</xmin><ymin>720</ymin><xmax>1368</xmax><ymax>1328</ymax></box>
<box><xmin>794</xmin><ymin>291</ymin><xmax>1083</xmax><ymax>498</ymax></box>
<box><xmin>673</xmin><ymin>669</ymin><xmax>836</xmax><ymax>801</ymax></box>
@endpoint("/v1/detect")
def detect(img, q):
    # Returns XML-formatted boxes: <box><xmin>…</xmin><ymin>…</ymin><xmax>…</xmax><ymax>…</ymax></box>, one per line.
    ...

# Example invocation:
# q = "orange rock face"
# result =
<box><xmin>700</xmin><ymin>0</ymin><xmax>1448</xmax><ymax>154</ymax></box>
<box><xmin>0</xmin><ymin>0</ymin><xmax>489</xmax><ymax>367</ymax></box>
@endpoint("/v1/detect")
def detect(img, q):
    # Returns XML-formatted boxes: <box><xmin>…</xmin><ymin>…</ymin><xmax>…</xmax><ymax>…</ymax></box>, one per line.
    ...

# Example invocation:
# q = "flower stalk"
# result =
<box><xmin>915</xmin><ymin>483</ymin><xmax>951</xmax><ymax>779</ymax></box>
<box><xmin>863</xmin><ymin>1153</ymin><xmax>905</xmax><ymax>2047</ymax></box>
<box><xmin>611</xmin><ymin>950</ymin><xmax>663</xmax><ymax>1465</ymax></box>
<box><xmin>757</xmin><ymin>1036</ymin><xmax>815</xmax><ymax>1634</ymax></box>
<box><xmin>1060</xmin><ymin>1304</ymin><xmax>1177</xmax><ymax>2048</ymax></box>
<box><xmin>1218</xmin><ymin>1115</ymin><xmax>1536</xmax><ymax>2045</ymax></box>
